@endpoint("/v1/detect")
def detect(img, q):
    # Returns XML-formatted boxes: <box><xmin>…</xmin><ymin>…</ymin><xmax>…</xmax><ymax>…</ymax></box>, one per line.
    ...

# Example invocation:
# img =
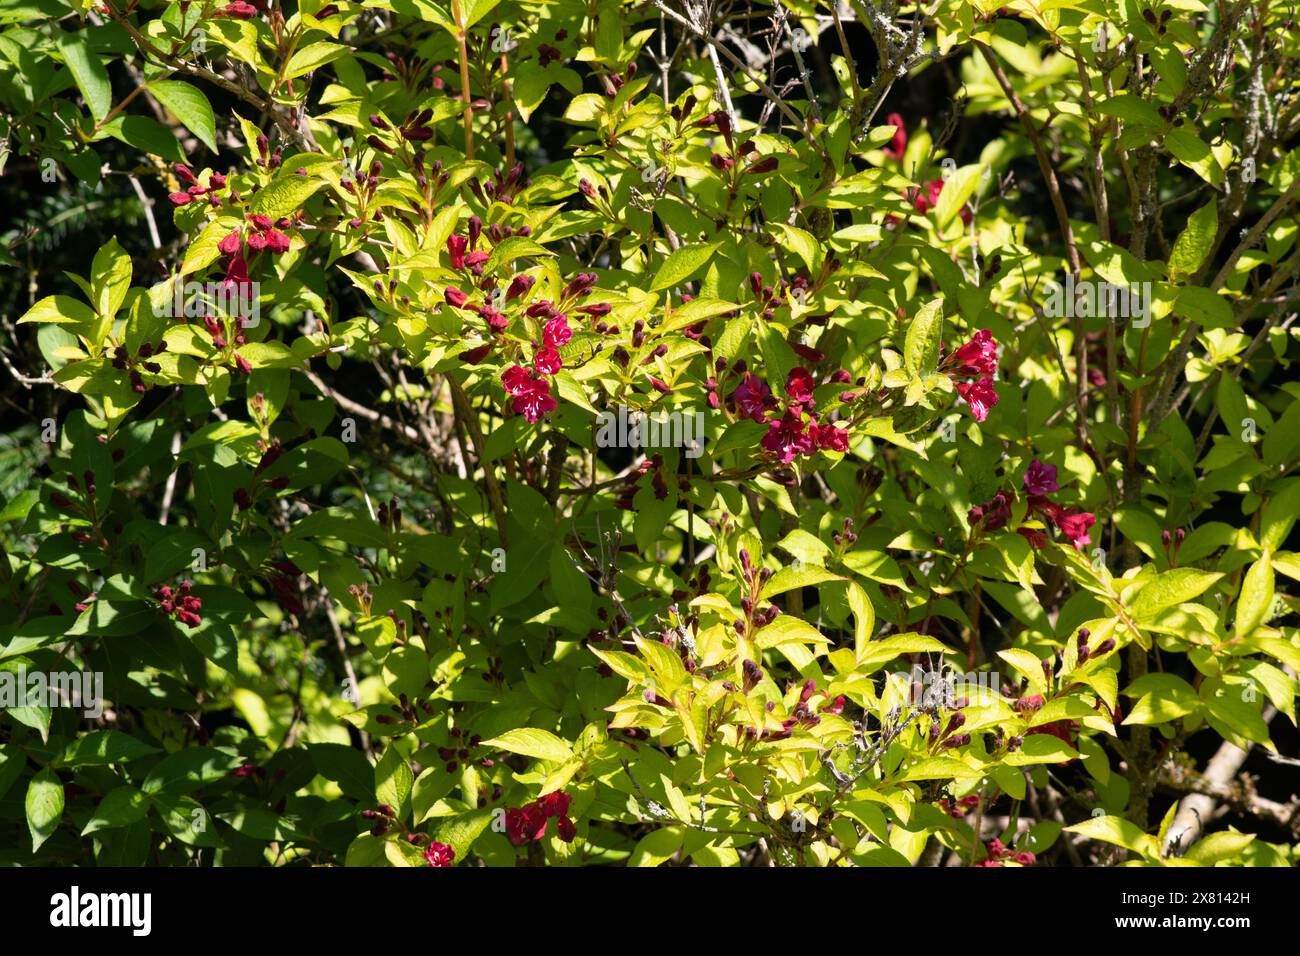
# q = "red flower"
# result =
<box><xmin>543</xmin><ymin>317</ymin><xmax>572</xmax><ymax>348</ymax></box>
<box><xmin>811</xmin><ymin>422</ymin><xmax>849</xmax><ymax>453</ymax></box>
<box><xmin>761</xmin><ymin>409</ymin><xmax>814</xmax><ymax>463</ymax></box>
<box><xmin>502</xmin><ymin>365</ymin><xmax>557</xmax><ymax>423</ymax></box>
<box><xmin>784</xmin><ymin>367</ymin><xmax>816</xmax><ymax>406</ymax></box>
<box><xmin>556</xmin><ymin>815</ymin><xmax>576</xmax><ymax>843</ymax></box>
<box><xmin>505</xmin><ymin>803</ymin><xmax>548</xmax><ymax>845</ymax></box>
<box><xmin>249</xmin><ymin>214</ymin><xmax>274</xmax><ymax>231</ymax></box>
<box><xmin>263</xmin><ymin>229</ymin><xmax>291</xmax><ymax>254</ymax></box>
<box><xmin>956</xmin><ymin>377</ymin><xmax>999</xmax><ymax>422</ymax></box>
<box><xmin>168</xmin><ymin>192</ymin><xmax>193</xmax><ymax>207</ymax></box>
<box><xmin>506</xmin><ymin>274</ymin><xmax>535</xmax><ymax>301</ymax></box>
<box><xmin>1053</xmin><ymin>508</ymin><xmax>1095</xmax><ymax>551</ymax></box>
<box><xmin>447</xmin><ymin>234</ymin><xmax>467</xmax><ymax>270</ymax></box>
<box><xmin>732</xmin><ymin>373</ymin><xmax>774</xmax><ymax>422</ymax></box>
<box><xmin>534</xmin><ymin>347</ymin><xmax>562</xmax><ymax>376</ymax></box>
<box><xmin>537</xmin><ymin>791</ymin><xmax>571</xmax><ymax>818</ymax></box>
<box><xmin>423</xmin><ymin>841</ymin><xmax>455</xmax><ymax>867</ymax></box>
<box><xmin>1022</xmin><ymin>459</ymin><xmax>1059</xmax><ymax>496</ymax></box>
<box><xmin>883</xmin><ymin>113</ymin><xmax>907</xmax><ymax>160</ymax></box>
<box><xmin>948</xmin><ymin>329</ymin><xmax>999</xmax><ymax>377</ymax></box>
<box><xmin>218</xmin><ymin>1</ymin><xmax>259</xmax><ymax>17</ymax></box>
<box><xmin>444</xmin><ymin>287</ymin><xmax>469</xmax><ymax>309</ymax></box>
<box><xmin>218</xmin><ymin>231</ymin><xmax>242</xmax><ymax>256</ymax></box>
<box><xmin>969</xmin><ymin>490</ymin><xmax>1012</xmax><ymax>531</ymax></box>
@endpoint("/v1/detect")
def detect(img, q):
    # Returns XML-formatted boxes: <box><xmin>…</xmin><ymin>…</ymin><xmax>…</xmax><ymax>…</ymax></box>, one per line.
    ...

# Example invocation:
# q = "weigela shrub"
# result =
<box><xmin>0</xmin><ymin>0</ymin><xmax>1297</xmax><ymax>868</ymax></box>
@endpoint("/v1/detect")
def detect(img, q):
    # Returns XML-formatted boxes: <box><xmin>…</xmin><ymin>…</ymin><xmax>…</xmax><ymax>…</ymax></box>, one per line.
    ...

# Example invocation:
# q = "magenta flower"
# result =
<box><xmin>732</xmin><ymin>373</ymin><xmax>774</xmax><ymax>423</ymax></box>
<box><xmin>785</xmin><ymin>367</ymin><xmax>816</xmax><ymax>406</ymax></box>
<box><xmin>956</xmin><ymin>377</ymin><xmax>999</xmax><ymax>422</ymax></box>
<box><xmin>534</xmin><ymin>347</ymin><xmax>562</xmax><ymax>376</ymax></box>
<box><xmin>1022</xmin><ymin>459</ymin><xmax>1059</xmax><ymax>496</ymax></box>
<box><xmin>423</xmin><ymin>841</ymin><xmax>455</xmax><ymax>867</ymax></box>
<box><xmin>447</xmin><ymin>234</ymin><xmax>467</xmax><ymax>270</ymax></box>
<box><xmin>1054</xmin><ymin>509</ymin><xmax>1095</xmax><ymax>551</ymax></box>
<box><xmin>949</xmin><ymin>329</ymin><xmax>999</xmax><ymax>377</ymax></box>
<box><xmin>761</xmin><ymin>410</ymin><xmax>814</xmax><ymax>463</ymax></box>
<box><xmin>502</xmin><ymin>365</ymin><xmax>557</xmax><ymax>423</ymax></box>
<box><xmin>543</xmin><ymin>317</ymin><xmax>572</xmax><ymax>348</ymax></box>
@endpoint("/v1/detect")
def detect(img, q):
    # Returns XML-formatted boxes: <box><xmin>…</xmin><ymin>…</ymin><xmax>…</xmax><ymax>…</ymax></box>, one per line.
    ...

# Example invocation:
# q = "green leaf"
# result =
<box><xmin>150</xmin><ymin>80</ymin><xmax>218</xmax><ymax>154</ymax></box>
<box><xmin>1259</xmin><ymin>480</ymin><xmax>1300</xmax><ymax>550</ymax></box>
<box><xmin>1234</xmin><ymin>552</ymin><xmax>1273</xmax><ymax>637</ymax></box>
<box><xmin>904</xmin><ymin>297</ymin><xmax>943</xmax><ymax>376</ymax></box>
<box><xmin>57</xmin><ymin>32</ymin><xmax>111</xmax><ymax>122</ymax></box>
<box><xmin>481</xmin><ymin>728</ymin><xmax>574</xmax><ymax>764</ymax></box>
<box><xmin>249</xmin><ymin>165</ymin><xmax>328</xmax><ymax>220</ymax></box>
<box><xmin>628</xmin><ymin>826</ymin><xmax>683</xmax><ymax>866</ymax></box>
<box><xmin>26</xmin><ymin>768</ymin><xmax>64</xmax><ymax>852</ymax></box>
<box><xmin>91</xmin><ymin>237</ymin><xmax>132</xmax><ymax>323</ymax></box>
<box><xmin>847</xmin><ymin>581</ymin><xmax>876</xmax><ymax>662</ymax></box>
<box><xmin>374</xmin><ymin>744</ymin><xmax>414</xmax><ymax>818</ymax></box>
<box><xmin>1129</xmin><ymin>568</ymin><xmax>1223</xmax><ymax>620</ymax></box>
<box><xmin>430</xmin><ymin>809</ymin><xmax>493</xmax><ymax>863</ymax></box>
<box><xmin>1065</xmin><ymin>815</ymin><xmax>1158</xmax><ymax>858</ymax></box>
<box><xmin>284</xmin><ymin>41</ymin><xmax>346</xmax><ymax>78</ymax></box>
<box><xmin>81</xmin><ymin>786</ymin><xmax>150</xmax><ymax>835</ymax></box>
<box><xmin>61</xmin><ymin>730</ymin><xmax>160</xmax><ymax>767</ymax></box>
<box><xmin>1168</xmin><ymin>200</ymin><xmax>1217</xmax><ymax>280</ymax></box>
<box><xmin>651</xmin><ymin>242</ymin><xmax>720</xmax><ymax>292</ymax></box>
<box><xmin>1185</xmin><ymin>830</ymin><xmax>1255</xmax><ymax>865</ymax></box>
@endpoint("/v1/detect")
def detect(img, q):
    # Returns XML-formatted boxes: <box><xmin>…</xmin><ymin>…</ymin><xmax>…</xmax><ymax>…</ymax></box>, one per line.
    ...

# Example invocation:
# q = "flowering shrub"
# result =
<box><xmin>0</xmin><ymin>0</ymin><xmax>1297</xmax><ymax>869</ymax></box>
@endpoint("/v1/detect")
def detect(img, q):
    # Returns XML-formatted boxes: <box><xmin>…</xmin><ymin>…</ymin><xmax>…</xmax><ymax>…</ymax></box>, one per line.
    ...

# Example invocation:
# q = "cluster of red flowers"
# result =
<box><xmin>731</xmin><ymin>365</ymin><xmax>850</xmax><ymax>464</ymax></box>
<box><xmin>942</xmin><ymin>328</ymin><xmax>1000</xmax><ymax>422</ymax></box>
<box><xmin>505</xmin><ymin>790</ymin><xmax>576</xmax><ymax>845</ymax></box>
<box><xmin>155</xmin><ymin>580</ymin><xmax>202</xmax><ymax>629</ymax></box>
<box><xmin>494</xmin><ymin>270</ymin><xmax>606</xmax><ymax>423</ymax></box>
<box><xmin>977</xmin><ymin>837</ymin><xmax>1036</xmax><ymax>867</ymax></box>
<box><xmin>970</xmin><ymin>458</ymin><xmax>1097</xmax><ymax>551</ymax></box>
<box><xmin>167</xmin><ymin>163</ymin><xmax>228</xmax><ymax>209</ymax></box>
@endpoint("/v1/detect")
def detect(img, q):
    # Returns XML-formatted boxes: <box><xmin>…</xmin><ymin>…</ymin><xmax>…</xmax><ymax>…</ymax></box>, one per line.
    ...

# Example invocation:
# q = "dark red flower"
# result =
<box><xmin>1053</xmin><ymin>508</ymin><xmax>1096</xmax><ymax>551</ymax></box>
<box><xmin>732</xmin><ymin>373</ymin><xmax>774</xmax><ymax>422</ymax></box>
<box><xmin>537</xmin><ymin>791</ymin><xmax>571</xmax><ymax>818</ymax></box>
<box><xmin>168</xmin><ymin>192</ymin><xmax>193</xmax><ymax>207</ymax></box>
<box><xmin>811</xmin><ymin>422</ymin><xmax>850</xmax><ymax>453</ymax></box>
<box><xmin>505</xmin><ymin>803</ymin><xmax>548</xmax><ymax>845</ymax></box>
<box><xmin>444</xmin><ymin>287</ymin><xmax>469</xmax><ymax>309</ymax></box>
<box><xmin>761</xmin><ymin>409</ymin><xmax>814</xmax><ymax>463</ymax></box>
<box><xmin>784</xmin><ymin>367</ymin><xmax>816</xmax><ymax>406</ymax></box>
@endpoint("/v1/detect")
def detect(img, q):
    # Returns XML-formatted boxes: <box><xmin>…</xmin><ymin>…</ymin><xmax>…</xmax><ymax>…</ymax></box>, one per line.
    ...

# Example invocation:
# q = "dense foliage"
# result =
<box><xmin>0</xmin><ymin>0</ymin><xmax>1297</xmax><ymax>867</ymax></box>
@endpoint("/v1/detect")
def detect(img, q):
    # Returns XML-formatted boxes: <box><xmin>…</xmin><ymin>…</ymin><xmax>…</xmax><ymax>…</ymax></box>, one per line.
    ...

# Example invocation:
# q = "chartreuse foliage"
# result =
<box><xmin>0</xmin><ymin>0</ymin><xmax>1297</xmax><ymax>867</ymax></box>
